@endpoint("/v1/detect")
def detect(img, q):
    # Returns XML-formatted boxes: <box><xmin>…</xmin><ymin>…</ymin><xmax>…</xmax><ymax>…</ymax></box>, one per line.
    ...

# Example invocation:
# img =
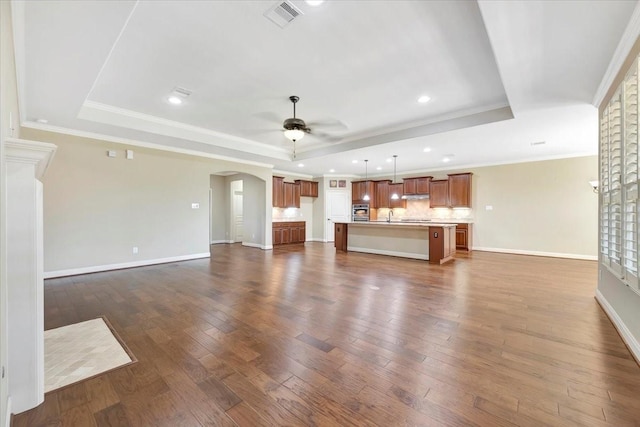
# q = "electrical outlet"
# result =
<box><xmin>485</xmin><ymin>205</ymin><xmax>493</xmax><ymax>211</ymax></box>
<box><xmin>133</xmin><ymin>247</ymin><xmax>138</xmax><ymax>254</ymax></box>
<box><xmin>191</xmin><ymin>203</ymin><xmax>200</xmax><ymax>209</ymax></box>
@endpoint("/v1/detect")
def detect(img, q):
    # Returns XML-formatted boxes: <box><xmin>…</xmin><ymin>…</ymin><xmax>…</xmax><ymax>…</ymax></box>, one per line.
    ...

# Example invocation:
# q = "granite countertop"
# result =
<box><xmin>349</xmin><ymin>221</ymin><xmax>456</xmax><ymax>228</ymax></box>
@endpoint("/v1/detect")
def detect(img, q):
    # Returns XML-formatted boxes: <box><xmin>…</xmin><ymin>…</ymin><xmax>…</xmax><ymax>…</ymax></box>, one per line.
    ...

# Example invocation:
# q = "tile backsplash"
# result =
<box><xmin>272</xmin><ymin>207</ymin><xmax>304</xmax><ymax>221</ymax></box>
<box><xmin>377</xmin><ymin>199</ymin><xmax>474</xmax><ymax>221</ymax></box>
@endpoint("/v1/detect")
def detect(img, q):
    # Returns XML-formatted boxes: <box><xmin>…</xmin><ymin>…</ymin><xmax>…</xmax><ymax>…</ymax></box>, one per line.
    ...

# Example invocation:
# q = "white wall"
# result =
<box><xmin>0</xmin><ymin>1</ymin><xmax>21</xmax><ymax>423</ymax></box>
<box><xmin>209</xmin><ymin>175</ymin><xmax>227</xmax><ymax>243</ymax></box>
<box><xmin>19</xmin><ymin>128</ymin><xmax>273</xmax><ymax>276</ymax></box>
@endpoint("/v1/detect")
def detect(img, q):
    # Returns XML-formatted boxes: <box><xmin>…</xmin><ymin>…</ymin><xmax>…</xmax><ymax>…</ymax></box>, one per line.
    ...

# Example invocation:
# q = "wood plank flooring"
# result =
<box><xmin>12</xmin><ymin>243</ymin><xmax>640</xmax><ymax>426</ymax></box>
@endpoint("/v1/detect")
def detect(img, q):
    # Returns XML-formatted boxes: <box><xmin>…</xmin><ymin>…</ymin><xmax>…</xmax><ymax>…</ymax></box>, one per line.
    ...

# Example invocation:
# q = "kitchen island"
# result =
<box><xmin>334</xmin><ymin>222</ymin><xmax>456</xmax><ymax>264</ymax></box>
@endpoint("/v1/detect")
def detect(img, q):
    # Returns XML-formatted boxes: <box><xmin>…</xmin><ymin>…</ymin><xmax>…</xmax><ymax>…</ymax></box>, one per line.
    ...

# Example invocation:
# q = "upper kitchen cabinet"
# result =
<box><xmin>283</xmin><ymin>182</ymin><xmax>300</xmax><ymax>208</ymax></box>
<box><xmin>295</xmin><ymin>180</ymin><xmax>318</xmax><ymax>197</ymax></box>
<box><xmin>429</xmin><ymin>179</ymin><xmax>449</xmax><ymax>207</ymax></box>
<box><xmin>403</xmin><ymin>176</ymin><xmax>432</xmax><ymax>195</ymax></box>
<box><xmin>375</xmin><ymin>180</ymin><xmax>391</xmax><ymax>208</ymax></box>
<box><xmin>448</xmin><ymin>173</ymin><xmax>472</xmax><ymax>208</ymax></box>
<box><xmin>389</xmin><ymin>183</ymin><xmax>406</xmax><ymax>208</ymax></box>
<box><xmin>273</xmin><ymin>176</ymin><xmax>284</xmax><ymax>207</ymax></box>
<box><xmin>352</xmin><ymin>181</ymin><xmax>377</xmax><ymax>206</ymax></box>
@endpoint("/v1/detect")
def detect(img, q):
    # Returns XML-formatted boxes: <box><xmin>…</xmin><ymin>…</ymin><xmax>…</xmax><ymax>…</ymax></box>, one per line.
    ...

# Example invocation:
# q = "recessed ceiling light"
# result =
<box><xmin>329</xmin><ymin>169</ymin><xmax>335</xmax><ymax>173</ymax></box>
<box><xmin>442</xmin><ymin>157</ymin><xmax>451</xmax><ymax>163</ymax></box>
<box><xmin>418</xmin><ymin>95</ymin><xmax>431</xmax><ymax>104</ymax></box>
<box><xmin>376</xmin><ymin>166</ymin><xmax>382</xmax><ymax>170</ymax></box>
<box><xmin>298</xmin><ymin>163</ymin><xmax>304</xmax><ymax>168</ymax></box>
<box><xmin>423</xmin><ymin>147</ymin><xmax>431</xmax><ymax>153</ymax></box>
<box><xmin>352</xmin><ymin>160</ymin><xmax>358</xmax><ymax>164</ymax></box>
<box><xmin>305</xmin><ymin>0</ymin><xmax>325</xmax><ymax>5</ymax></box>
<box><xmin>386</xmin><ymin>158</ymin><xmax>392</xmax><ymax>163</ymax></box>
<box><xmin>531</xmin><ymin>141</ymin><xmax>546</xmax><ymax>146</ymax></box>
<box><xmin>168</xmin><ymin>96</ymin><xmax>183</xmax><ymax>105</ymax></box>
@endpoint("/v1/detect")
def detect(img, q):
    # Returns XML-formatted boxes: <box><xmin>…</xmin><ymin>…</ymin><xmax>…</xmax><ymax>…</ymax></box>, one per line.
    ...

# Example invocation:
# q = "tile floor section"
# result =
<box><xmin>44</xmin><ymin>317</ymin><xmax>133</xmax><ymax>392</ymax></box>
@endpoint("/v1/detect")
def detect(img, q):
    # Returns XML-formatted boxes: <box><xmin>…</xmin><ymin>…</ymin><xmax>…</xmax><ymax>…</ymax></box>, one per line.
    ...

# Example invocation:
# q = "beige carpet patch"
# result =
<box><xmin>44</xmin><ymin>317</ymin><xmax>134</xmax><ymax>393</ymax></box>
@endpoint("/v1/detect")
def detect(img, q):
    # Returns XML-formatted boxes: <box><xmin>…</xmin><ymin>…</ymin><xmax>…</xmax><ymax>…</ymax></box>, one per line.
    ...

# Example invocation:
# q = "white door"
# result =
<box><xmin>326</xmin><ymin>190</ymin><xmax>350</xmax><ymax>242</ymax></box>
<box><xmin>231</xmin><ymin>181</ymin><xmax>243</xmax><ymax>242</ymax></box>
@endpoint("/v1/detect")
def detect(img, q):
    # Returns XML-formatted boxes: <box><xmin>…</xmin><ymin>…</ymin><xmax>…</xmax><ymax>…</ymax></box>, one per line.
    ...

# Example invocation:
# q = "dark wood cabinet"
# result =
<box><xmin>403</xmin><ymin>176</ymin><xmax>431</xmax><ymax>195</ymax></box>
<box><xmin>273</xmin><ymin>221</ymin><xmax>305</xmax><ymax>245</ymax></box>
<box><xmin>283</xmin><ymin>182</ymin><xmax>300</xmax><ymax>208</ymax></box>
<box><xmin>352</xmin><ymin>181</ymin><xmax>376</xmax><ymax>206</ymax></box>
<box><xmin>375</xmin><ymin>180</ymin><xmax>391</xmax><ymax>208</ymax></box>
<box><xmin>448</xmin><ymin>173</ymin><xmax>472</xmax><ymax>208</ymax></box>
<box><xmin>272</xmin><ymin>176</ymin><xmax>284</xmax><ymax>208</ymax></box>
<box><xmin>429</xmin><ymin>180</ymin><xmax>449</xmax><ymax>207</ymax></box>
<box><xmin>334</xmin><ymin>223</ymin><xmax>348</xmax><ymax>251</ymax></box>
<box><xmin>295</xmin><ymin>180</ymin><xmax>318</xmax><ymax>197</ymax></box>
<box><xmin>454</xmin><ymin>223</ymin><xmax>472</xmax><ymax>251</ymax></box>
<box><xmin>389</xmin><ymin>183</ymin><xmax>406</xmax><ymax>208</ymax></box>
<box><xmin>416</xmin><ymin>177</ymin><xmax>431</xmax><ymax>194</ymax></box>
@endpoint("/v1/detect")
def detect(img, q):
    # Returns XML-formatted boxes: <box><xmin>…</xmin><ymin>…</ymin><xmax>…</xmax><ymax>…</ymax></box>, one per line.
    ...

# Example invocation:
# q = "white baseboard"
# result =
<box><xmin>472</xmin><ymin>247</ymin><xmax>597</xmax><ymax>261</ymax></box>
<box><xmin>347</xmin><ymin>246</ymin><xmax>428</xmax><ymax>261</ymax></box>
<box><xmin>43</xmin><ymin>253</ymin><xmax>211</xmax><ymax>279</ymax></box>
<box><xmin>241</xmin><ymin>242</ymin><xmax>272</xmax><ymax>250</ymax></box>
<box><xmin>210</xmin><ymin>240</ymin><xmax>233</xmax><ymax>244</ymax></box>
<box><xmin>595</xmin><ymin>289</ymin><xmax>640</xmax><ymax>364</ymax></box>
<box><xmin>5</xmin><ymin>396</ymin><xmax>11</xmax><ymax>427</ymax></box>
<box><xmin>308</xmin><ymin>238</ymin><xmax>327</xmax><ymax>242</ymax></box>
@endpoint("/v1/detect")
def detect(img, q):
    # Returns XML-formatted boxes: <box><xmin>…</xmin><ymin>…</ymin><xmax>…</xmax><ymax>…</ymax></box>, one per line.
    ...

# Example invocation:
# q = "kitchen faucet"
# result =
<box><xmin>387</xmin><ymin>210</ymin><xmax>394</xmax><ymax>223</ymax></box>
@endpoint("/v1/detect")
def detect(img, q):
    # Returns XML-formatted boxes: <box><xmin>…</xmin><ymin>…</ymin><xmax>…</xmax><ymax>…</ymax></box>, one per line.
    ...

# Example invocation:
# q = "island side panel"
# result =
<box><xmin>335</xmin><ymin>222</ymin><xmax>348</xmax><ymax>251</ymax></box>
<box><xmin>347</xmin><ymin>224</ymin><xmax>429</xmax><ymax>260</ymax></box>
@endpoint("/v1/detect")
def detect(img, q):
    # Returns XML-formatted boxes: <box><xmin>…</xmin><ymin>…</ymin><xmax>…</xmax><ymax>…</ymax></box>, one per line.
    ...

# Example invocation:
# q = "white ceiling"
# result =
<box><xmin>12</xmin><ymin>0</ymin><xmax>640</xmax><ymax>177</ymax></box>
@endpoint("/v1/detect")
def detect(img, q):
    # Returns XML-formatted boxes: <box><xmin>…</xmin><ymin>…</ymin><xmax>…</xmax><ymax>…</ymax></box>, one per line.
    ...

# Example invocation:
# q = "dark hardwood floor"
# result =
<box><xmin>12</xmin><ymin>243</ymin><xmax>640</xmax><ymax>426</ymax></box>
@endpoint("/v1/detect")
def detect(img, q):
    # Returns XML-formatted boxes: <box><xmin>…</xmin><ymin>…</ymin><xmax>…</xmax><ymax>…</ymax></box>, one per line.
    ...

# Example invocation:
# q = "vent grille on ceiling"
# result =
<box><xmin>264</xmin><ymin>1</ymin><xmax>303</xmax><ymax>28</ymax></box>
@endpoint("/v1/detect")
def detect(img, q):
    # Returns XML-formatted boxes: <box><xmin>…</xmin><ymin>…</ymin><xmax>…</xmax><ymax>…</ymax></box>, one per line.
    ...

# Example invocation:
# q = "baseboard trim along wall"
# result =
<box><xmin>595</xmin><ymin>289</ymin><xmax>640</xmax><ymax>364</ymax></box>
<box><xmin>308</xmin><ymin>238</ymin><xmax>327</xmax><ymax>242</ymax></box>
<box><xmin>210</xmin><ymin>240</ymin><xmax>233</xmax><ymax>244</ymax></box>
<box><xmin>473</xmin><ymin>247</ymin><xmax>597</xmax><ymax>261</ymax></box>
<box><xmin>5</xmin><ymin>396</ymin><xmax>12</xmax><ymax>427</ymax></box>
<box><xmin>241</xmin><ymin>242</ymin><xmax>272</xmax><ymax>250</ymax></box>
<box><xmin>43</xmin><ymin>253</ymin><xmax>211</xmax><ymax>279</ymax></box>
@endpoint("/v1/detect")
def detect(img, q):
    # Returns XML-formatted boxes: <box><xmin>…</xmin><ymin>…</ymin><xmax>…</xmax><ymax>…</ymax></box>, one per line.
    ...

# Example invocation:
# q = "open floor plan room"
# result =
<box><xmin>12</xmin><ymin>243</ymin><xmax>640</xmax><ymax>426</ymax></box>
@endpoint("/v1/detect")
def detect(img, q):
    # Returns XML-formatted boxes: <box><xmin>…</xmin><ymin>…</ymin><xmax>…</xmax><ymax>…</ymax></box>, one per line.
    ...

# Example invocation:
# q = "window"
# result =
<box><xmin>601</xmin><ymin>54</ymin><xmax>640</xmax><ymax>294</ymax></box>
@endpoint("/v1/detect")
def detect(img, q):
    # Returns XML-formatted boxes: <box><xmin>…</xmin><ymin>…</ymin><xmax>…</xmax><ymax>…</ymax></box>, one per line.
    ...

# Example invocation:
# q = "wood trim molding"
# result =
<box><xmin>473</xmin><ymin>247</ymin><xmax>597</xmax><ymax>261</ymax></box>
<box><xmin>43</xmin><ymin>253</ymin><xmax>211</xmax><ymax>279</ymax></box>
<box><xmin>595</xmin><ymin>289</ymin><xmax>640</xmax><ymax>365</ymax></box>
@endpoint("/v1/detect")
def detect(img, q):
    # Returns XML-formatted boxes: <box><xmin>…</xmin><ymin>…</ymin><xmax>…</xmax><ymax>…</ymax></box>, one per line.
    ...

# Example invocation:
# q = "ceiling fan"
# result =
<box><xmin>279</xmin><ymin>95</ymin><xmax>346</xmax><ymax>158</ymax></box>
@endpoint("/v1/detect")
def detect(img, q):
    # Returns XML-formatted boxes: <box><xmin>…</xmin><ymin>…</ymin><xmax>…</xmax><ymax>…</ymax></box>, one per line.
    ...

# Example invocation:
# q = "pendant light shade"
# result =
<box><xmin>363</xmin><ymin>160</ymin><xmax>370</xmax><ymax>201</ymax></box>
<box><xmin>390</xmin><ymin>155</ymin><xmax>399</xmax><ymax>200</ymax></box>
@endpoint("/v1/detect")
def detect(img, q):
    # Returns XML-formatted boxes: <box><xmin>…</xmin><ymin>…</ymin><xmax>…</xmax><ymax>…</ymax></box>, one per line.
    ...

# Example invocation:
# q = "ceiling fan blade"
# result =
<box><xmin>306</xmin><ymin>118</ymin><xmax>348</xmax><ymax>131</ymax></box>
<box><xmin>307</xmin><ymin>130</ymin><xmax>343</xmax><ymax>143</ymax></box>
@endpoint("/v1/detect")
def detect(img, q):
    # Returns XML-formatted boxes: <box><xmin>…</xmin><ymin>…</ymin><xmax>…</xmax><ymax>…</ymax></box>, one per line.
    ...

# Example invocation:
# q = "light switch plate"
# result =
<box><xmin>191</xmin><ymin>203</ymin><xmax>200</xmax><ymax>209</ymax></box>
<box><xmin>107</xmin><ymin>150</ymin><xmax>116</xmax><ymax>158</ymax></box>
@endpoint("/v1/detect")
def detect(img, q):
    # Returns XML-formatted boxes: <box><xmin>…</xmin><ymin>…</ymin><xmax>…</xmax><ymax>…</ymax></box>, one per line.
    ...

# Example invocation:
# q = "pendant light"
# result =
<box><xmin>363</xmin><ymin>160</ymin><xmax>370</xmax><ymax>201</ymax></box>
<box><xmin>390</xmin><ymin>155</ymin><xmax>399</xmax><ymax>200</ymax></box>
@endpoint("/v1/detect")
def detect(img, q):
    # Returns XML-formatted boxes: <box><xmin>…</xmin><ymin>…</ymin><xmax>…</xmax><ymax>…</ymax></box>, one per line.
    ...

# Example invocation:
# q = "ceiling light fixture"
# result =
<box><xmin>418</xmin><ymin>95</ymin><xmax>431</xmax><ymax>104</ymax></box>
<box><xmin>442</xmin><ymin>157</ymin><xmax>451</xmax><ymax>163</ymax></box>
<box><xmin>305</xmin><ymin>0</ymin><xmax>324</xmax><ymax>5</ymax></box>
<box><xmin>423</xmin><ymin>147</ymin><xmax>431</xmax><ymax>153</ymax></box>
<box><xmin>168</xmin><ymin>96</ymin><xmax>183</xmax><ymax>105</ymax></box>
<box><xmin>363</xmin><ymin>160</ymin><xmax>370</xmax><ymax>201</ymax></box>
<box><xmin>386</xmin><ymin>158</ymin><xmax>392</xmax><ymax>163</ymax></box>
<box><xmin>167</xmin><ymin>86</ymin><xmax>191</xmax><ymax>105</ymax></box>
<box><xmin>329</xmin><ymin>169</ymin><xmax>335</xmax><ymax>173</ymax></box>
<box><xmin>298</xmin><ymin>163</ymin><xmax>304</xmax><ymax>168</ymax></box>
<box><xmin>376</xmin><ymin>166</ymin><xmax>382</xmax><ymax>170</ymax></box>
<box><xmin>391</xmin><ymin>155</ymin><xmax>400</xmax><ymax>200</ymax></box>
<box><xmin>352</xmin><ymin>160</ymin><xmax>358</xmax><ymax>164</ymax></box>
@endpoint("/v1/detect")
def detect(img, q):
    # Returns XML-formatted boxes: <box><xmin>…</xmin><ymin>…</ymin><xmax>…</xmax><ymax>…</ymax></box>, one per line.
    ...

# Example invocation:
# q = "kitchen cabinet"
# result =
<box><xmin>375</xmin><ymin>180</ymin><xmax>391</xmax><ymax>208</ymax></box>
<box><xmin>403</xmin><ymin>176</ymin><xmax>432</xmax><ymax>195</ymax></box>
<box><xmin>389</xmin><ymin>183</ymin><xmax>406</xmax><ymax>208</ymax></box>
<box><xmin>283</xmin><ymin>182</ymin><xmax>300</xmax><ymax>208</ymax></box>
<box><xmin>295</xmin><ymin>180</ymin><xmax>318</xmax><ymax>197</ymax></box>
<box><xmin>273</xmin><ymin>221</ymin><xmax>305</xmax><ymax>245</ymax></box>
<box><xmin>448</xmin><ymin>173</ymin><xmax>472</xmax><ymax>208</ymax></box>
<box><xmin>272</xmin><ymin>176</ymin><xmax>284</xmax><ymax>207</ymax></box>
<box><xmin>352</xmin><ymin>181</ymin><xmax>376</xmax><ymax>206</ymax></box>
<box><xmin>429</xmin><ymin>180</ymin><xmax>449</xmax><ymax>207</ymax></box>
<box><xmin>455</xmin><ymin>223</ymin><xmax>472</xmax><ymax>251</ymax></box>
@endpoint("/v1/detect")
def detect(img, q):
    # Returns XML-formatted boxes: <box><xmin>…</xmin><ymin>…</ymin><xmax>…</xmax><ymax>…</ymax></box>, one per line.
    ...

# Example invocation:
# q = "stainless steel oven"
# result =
<box><xmin>352</xmin><ymin>204</ymin><xmax>370</xmax><ymax>222</ymax></box>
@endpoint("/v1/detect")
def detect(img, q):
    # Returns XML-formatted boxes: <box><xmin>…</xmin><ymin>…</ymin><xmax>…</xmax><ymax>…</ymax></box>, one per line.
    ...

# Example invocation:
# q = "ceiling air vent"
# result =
<box><xmin>264</xmin><ymin>1</ymin><xmax>304</xmax><ymax>28</ymax></box>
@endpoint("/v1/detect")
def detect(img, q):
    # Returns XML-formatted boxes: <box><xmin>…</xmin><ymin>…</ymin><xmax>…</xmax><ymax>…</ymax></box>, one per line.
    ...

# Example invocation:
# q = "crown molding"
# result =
<box><xmin>21</xmin><ymin>121</ymin><xmax>274</xmax><ymax>169</ymax></box>
<box><xmin>592</xmin><ymin>2</ymin><xmax>640</xmax><ymax>107</ymax></box>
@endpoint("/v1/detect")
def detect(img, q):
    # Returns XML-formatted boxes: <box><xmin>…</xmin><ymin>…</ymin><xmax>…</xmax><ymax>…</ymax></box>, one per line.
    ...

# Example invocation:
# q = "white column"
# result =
<box><xmin>5</xmin><ymin>139</ymin><xmax>56</xmax><ymax>414</ymax></box>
